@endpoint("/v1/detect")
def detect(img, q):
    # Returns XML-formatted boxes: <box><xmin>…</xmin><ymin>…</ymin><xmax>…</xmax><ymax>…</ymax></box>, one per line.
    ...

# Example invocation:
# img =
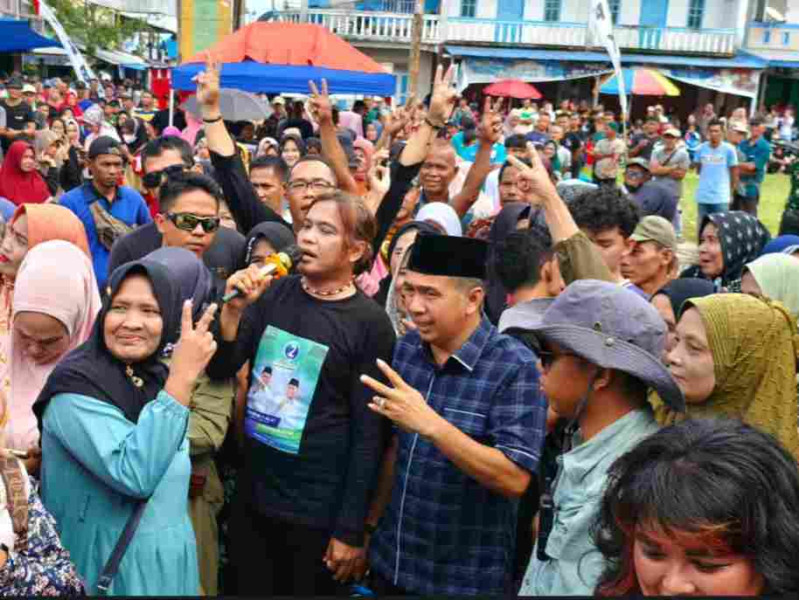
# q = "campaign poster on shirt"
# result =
<box><xmin>245</xmin><ymin>325</ymin><xmax>329</xmax><ymax>455</ymax></box>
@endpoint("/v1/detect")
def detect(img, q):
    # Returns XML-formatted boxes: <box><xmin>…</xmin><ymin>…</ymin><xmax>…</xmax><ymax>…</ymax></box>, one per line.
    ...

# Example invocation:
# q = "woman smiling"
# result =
<box><xmin>34</xmin><ymin>260</ymin><xmax>218</xmax><ymax>595</ymax></box>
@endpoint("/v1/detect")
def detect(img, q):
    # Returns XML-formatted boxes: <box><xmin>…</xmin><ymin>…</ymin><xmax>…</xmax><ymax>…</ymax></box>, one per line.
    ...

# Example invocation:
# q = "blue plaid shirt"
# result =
<box><xmin>369</xmin><ymin>317</ymin><xmax>547</xmax><ymax>595</ymax></box>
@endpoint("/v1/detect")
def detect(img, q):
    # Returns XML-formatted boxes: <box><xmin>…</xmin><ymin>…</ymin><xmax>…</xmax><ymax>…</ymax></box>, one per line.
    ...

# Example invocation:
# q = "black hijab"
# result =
<box><xmin>34</xmin><ymin>260</ymin><xmax>181</xmax><ymax>426</ymax></box>
<box><xmin>486</xmin><ymin>202</ymin><xmax>532</xmax><ymax>324</ymax></box>
<box><xmin>244</xmin><ymin>221</ymin><xmax>295</xmax><ymax>265</ymax></box>
<box><xmin>142</xmin><ymin>247</ymin><xmax>213</xmax><ymax>351</ymax></box>
<box><xmin>652</xmin><ymin>278</ymin><xmax>716</xmax><ymax>318</ymax></box>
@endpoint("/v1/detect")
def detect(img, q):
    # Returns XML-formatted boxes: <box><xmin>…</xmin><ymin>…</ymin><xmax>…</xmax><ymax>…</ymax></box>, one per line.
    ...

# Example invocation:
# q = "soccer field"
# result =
<box><xmin>679</xmin><ymin>171</ymin><xmax>791</xmax><ymax>243</ymax></box>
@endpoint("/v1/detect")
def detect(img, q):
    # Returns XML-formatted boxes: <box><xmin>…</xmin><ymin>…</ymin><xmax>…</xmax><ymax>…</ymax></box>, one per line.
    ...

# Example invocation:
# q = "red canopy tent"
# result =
<box><xmin>172</xmin><ymin>22</ymin><xmax>395</xmax><ymax>95</ymax></box>
<box><xmin>483</xmin><ymin>79</ymin><xmax>542</xmax><ymax>100</ymax></box>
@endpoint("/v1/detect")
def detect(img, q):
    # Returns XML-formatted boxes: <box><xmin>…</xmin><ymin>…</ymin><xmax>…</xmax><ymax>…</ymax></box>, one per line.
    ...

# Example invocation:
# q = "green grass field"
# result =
<box><xmin>679</xmin><ymin>171</ymin><xmax>791</xmax><ymax>243</ymax></box>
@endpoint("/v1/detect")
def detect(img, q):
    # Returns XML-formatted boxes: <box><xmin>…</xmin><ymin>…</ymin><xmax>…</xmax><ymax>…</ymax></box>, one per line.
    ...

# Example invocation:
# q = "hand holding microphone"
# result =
<box><xmin>222</xmin><ymin>245</ymin><xmax>303</xmax><ymax>306</ymax></box>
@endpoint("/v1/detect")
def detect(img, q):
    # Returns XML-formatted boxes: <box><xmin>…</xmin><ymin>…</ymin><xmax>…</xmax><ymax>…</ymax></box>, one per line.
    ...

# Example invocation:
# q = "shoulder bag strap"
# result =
<box><xmin>0</xmin><ymin>455</ymin><xmax>28</xmax><ymax>552</ymax></box>
<box><xmin>95</xmin><ymin>500</ymin><xmax>148</xmax><ymax>596</ymax></box>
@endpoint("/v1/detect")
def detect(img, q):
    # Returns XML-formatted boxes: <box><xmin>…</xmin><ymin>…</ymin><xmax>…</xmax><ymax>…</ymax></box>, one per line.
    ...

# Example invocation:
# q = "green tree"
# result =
<box><xmin>45</xmin><ymin>0</ymin><xmax>150</xmax><ymax>57</ymax></box>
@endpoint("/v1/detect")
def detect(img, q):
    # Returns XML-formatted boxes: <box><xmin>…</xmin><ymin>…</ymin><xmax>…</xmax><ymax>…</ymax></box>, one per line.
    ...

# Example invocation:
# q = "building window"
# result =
<box><xmin>687</xmin><ymin>0</ymin><xmax>704</xmax><ymax>29</ymax></box>
<box><xmin>783</xmin><ymin>32</ymin><xmax>791</xmax><ymax>46</ymax></box>
<box><xmin>763</xmin><ymin>29</ymin><xmax>771</xmax><ymax>43</ymax></box>
<box><xmin>460</xmin><ymin>0</ymin><xmax>475</xmax><ymax>17</ymax></box>
<box><xmin>544</xmin><ymin>0</ymin><xmax>561</xmax><ymax>22</ymax></box>
<box><xmin>609</xmin><ymin>0</ymin><xmax>621</xmax><ymax>24</ymax></box>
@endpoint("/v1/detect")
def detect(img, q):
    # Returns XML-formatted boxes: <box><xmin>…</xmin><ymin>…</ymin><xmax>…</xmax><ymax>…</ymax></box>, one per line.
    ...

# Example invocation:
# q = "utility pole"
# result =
<box><xmin>408</xmin><ymin>0</ymin><xmax>422</xmax><ymax>97</ymax></box>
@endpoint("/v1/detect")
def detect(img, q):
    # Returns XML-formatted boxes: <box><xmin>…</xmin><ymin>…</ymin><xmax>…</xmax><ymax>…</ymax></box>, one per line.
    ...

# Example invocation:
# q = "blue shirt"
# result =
<box><xmin>695</xmin><ymin>141</ymin><xmax>738</xmax><ymax>205</ymax></box>
<box><xmin>451</xmin><ymin>131</ymin><xmax>507</xmax><ymax>165</ymax></box>
<box><xmin>41</xmin><ymin>391</ymin><xmax>198</xmax><ymax>595</ymax></box>
<box><xmin>520</xmin><ymin>408</ymin><xmax>660</xmax><ymax>596</ymax></box>
<box><xmin>369</xmin><ymin>317</ymin><xmax>547</xmax><ymax>595</ymax></box>
<box><xmin>526</xmin><ymin>131</ymin><xmax>550</xmax><ymax>145</ymax></box>
<box><xmin>59</xmin><ymin>182</ymin><xmax>151</xmax><ymax>289</ymax></box>
<box><xmin>77</xmin><ymin>99</ymin><xmax>95</xmax><ymax>113</ymax></box>
<box><xmin>738</xmin><ymin>136</ymin><xmax>771</xmax><ymax>198</ymax></box>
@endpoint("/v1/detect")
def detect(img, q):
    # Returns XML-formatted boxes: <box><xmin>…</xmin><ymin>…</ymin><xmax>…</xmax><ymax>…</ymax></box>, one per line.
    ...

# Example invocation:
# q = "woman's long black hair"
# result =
<box><xmin>593</xmin><ymin>418</ymin><xmax>799</xmax><ymax>596</ymax></box>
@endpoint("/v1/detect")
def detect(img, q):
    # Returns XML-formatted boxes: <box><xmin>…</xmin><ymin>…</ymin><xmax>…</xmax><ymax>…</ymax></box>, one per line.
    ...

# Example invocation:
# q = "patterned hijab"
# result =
<box><xmin>681</xmin><ymin>294</ymin><xmax>799</xmax><ymax>458</ymax></box>
<box><xmin>702</xmin><ymin>211</ymin><xmax>771</xmax><ymax>290</ymax></box>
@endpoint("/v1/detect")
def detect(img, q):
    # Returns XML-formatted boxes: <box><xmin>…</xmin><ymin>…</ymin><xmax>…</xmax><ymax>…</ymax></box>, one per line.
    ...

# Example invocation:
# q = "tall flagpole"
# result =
<box><xmin>588</xmin><ymin>0</ymin><xmax>628</xmax><ymax>150</ymax></box>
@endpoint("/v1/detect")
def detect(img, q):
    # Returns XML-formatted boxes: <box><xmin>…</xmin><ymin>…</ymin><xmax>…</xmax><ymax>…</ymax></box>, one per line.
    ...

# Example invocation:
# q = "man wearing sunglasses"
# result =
<box><xmin>109</xmin><ymin>138</ymin><xmax>247</xmax><ymax>285</ymax></box>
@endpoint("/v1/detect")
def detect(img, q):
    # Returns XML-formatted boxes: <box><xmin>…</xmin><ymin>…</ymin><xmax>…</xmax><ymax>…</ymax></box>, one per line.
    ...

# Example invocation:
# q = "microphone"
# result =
<box><xmin>222</xmin><ymin>245</ymin><xmax>303</xmax><ymax>303</ymax></box>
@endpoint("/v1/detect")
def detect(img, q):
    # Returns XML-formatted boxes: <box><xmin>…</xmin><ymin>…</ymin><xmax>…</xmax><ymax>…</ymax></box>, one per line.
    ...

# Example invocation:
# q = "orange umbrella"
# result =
<box><xmin>483</xmin><ymin>79</ymin><xmax>542</xmax><ymax>100</ymax></box>
<box><xmin>183</xmin><ymin>22</ymin><xmax>387</xmax><ymax>74</ymax></box>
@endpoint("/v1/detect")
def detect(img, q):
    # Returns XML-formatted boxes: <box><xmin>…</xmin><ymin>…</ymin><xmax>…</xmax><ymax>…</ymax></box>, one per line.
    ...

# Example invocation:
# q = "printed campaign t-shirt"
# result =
<box><xmin>695</xmin><ymin>142</ymin><xmax>738</xmax><ymax>205</ymax></box>
<box><xmin>213</xmin><ymin>276</ymin><xmax>395</xmax><ymax>539</ymax></box>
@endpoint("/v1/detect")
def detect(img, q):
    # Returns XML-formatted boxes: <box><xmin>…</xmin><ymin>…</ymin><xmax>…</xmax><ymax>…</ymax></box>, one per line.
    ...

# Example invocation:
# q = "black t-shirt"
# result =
<box><xmin>1</xmin><ymin>100</ymin><xmax>34</xmax><ymax>152</ymax></box>
<box><xmin>108</xmin><ymin>222</ymin><xmax>246</xmax><ymax>290</ymax></box>
<box><xmin>630</xmin><ymin>133</ymin><xmax>659</xmax><ymax>161</ymax></box>
<box><xmin>207</xmin><ymin>276</ymin><xmax>396</xmax><ymax>545</ymax></box>
<box><xmin>1</xmin><ymin>100</ymin><xmax>34</xmax><ymax>131</ymax></box>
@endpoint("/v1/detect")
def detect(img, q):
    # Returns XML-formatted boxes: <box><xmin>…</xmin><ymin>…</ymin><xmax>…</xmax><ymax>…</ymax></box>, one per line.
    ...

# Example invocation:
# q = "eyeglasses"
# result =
<box><xmin>142</xmin><ymin>164</ymin><xmax>187</xmax><ymax>189</ymax></box>
<box><xmin>287</xmin><ymin>179</ymin><xmax>335</xmax><ymax>193</ymax></box>
<box><xmin>166</xmin><ymin>212</ymin><xmax>221</xmax><ymax>233</ymax></box>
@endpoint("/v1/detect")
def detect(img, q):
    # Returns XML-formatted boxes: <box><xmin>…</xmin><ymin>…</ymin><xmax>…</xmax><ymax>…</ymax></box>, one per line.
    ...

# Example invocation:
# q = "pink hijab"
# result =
<box><xmin>4</xmin><ymin>241</ymin><xmax>101</xmax><ymax>450</ymax></box>
<box><xmin>182</xmin><ymin>111</ymin><xmax>203</xmax><ymax>146</ymax></box>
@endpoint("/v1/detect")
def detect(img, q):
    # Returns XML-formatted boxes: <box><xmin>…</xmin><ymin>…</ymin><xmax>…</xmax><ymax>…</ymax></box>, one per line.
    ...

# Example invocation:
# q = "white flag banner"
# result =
<box><xmin>588</xmin><ymin>0</ymin><xmax>627</xmax><ymax>116</ymax></box>
<box><xmin>38</xmin><ymin>0</ymin><xmax>97</xmax><ymax>83</ymax></box>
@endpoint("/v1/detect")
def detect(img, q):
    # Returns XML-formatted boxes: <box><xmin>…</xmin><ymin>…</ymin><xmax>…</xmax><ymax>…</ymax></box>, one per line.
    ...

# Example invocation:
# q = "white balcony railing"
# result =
<box><xmin>282</xmin><ymin>10</ymin><xmax>738</xmax><ymax>55</ymax></box>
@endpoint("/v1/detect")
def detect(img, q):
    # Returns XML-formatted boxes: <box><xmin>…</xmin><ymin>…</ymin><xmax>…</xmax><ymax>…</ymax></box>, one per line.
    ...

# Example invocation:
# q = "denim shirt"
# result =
<box><xmin>520</xmin><ymin>408</ymin><xmax>660</xmax><ymax>596</ymax></box>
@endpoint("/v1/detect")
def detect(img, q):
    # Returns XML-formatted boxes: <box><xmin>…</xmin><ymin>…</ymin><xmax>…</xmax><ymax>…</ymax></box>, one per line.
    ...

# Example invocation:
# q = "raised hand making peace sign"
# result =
<box><xmin>193</xmin><ymin>53</ymin><xmax>222</xmax><ymax>119</ymax></box>
<box><xmin>361</xmin><ymin>359</ymin><xmax>444</xmax><ymax>439</ymax></box>
<box><xmin>166</xmin><ymin>300</ymin><xmax>219</xmax><ymax>405</ymax></box>
<box><xmin>479</xmin><ymin>96</ymin><xmax>504</xmax><ymax>146</ymax></box>
<box><xmin>427</xmin><ymin>64</ymin><xmax>458</xmax><ymax>128</ymax></box>
<box><xmin>308</xmin><ymin>78</ymin><xmax>334</xmax><ymax>126</ymax></box>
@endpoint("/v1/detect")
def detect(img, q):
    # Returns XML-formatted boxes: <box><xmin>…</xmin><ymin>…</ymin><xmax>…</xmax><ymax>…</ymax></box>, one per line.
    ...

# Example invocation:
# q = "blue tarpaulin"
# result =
<box><xmin>172</xmin><ymin>60</ymin><xmax>396</xmax><ymax>96</ymax></box>
<box><xmin>0</xmin><ymin>18</ymin><xmax>61</xmax><ymax>53</ymax></box>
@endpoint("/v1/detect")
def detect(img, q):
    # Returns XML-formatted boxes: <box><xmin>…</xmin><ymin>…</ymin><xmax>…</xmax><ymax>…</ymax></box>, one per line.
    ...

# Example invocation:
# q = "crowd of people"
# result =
<box><xmin>0</xmin><ymin>58</ymin><xmax>797</xmax><ymax>597</ymax></box>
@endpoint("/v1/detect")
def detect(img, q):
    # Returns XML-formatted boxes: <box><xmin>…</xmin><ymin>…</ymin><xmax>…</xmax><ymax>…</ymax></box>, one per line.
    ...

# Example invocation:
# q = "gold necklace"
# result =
<box><xmin>301</xmin><ymin>277</ymin><xmax>355</xmax><ymax>298</ymax></box>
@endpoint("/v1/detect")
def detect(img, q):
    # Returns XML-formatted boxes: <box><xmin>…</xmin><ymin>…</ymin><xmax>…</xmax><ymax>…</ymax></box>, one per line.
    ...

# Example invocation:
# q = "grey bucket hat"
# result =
<box><xmin>524</xmin><ymin>279</ymin><xmax>684</xmax><ymax>412</ymax></box>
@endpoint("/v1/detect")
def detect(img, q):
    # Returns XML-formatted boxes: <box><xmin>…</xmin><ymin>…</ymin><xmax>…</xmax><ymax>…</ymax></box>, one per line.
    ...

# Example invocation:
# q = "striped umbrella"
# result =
<box><xmin>601</xmin><ymin>68</ymin><xmax>680</xmax><ymax>96</ymax></box>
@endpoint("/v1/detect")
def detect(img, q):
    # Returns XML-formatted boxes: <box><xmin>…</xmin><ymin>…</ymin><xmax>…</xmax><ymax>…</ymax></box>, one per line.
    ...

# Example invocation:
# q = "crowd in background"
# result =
<box><xmin>0</xmin><ymin>61</ymin><xmax>797</xmax><ymax>597</ymax></box>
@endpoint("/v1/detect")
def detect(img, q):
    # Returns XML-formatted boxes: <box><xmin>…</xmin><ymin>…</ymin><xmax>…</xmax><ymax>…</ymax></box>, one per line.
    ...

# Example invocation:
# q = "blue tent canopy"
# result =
<box><xmin>0</xmin><ymin>18</ymin><xmax>61</xmax><ymax>53</ymax></box>
<box><xmin>172</xmin><ymin>60</ymin><xmax>396</xmax><ymax>96</ymax></box>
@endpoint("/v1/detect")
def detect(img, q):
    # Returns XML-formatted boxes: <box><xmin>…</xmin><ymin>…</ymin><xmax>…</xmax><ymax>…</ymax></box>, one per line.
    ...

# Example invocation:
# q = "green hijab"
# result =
<box><xmin>686</xmin><ymin>294</ymin><xmax>799</xmax><ymax>458</ymax></box>
<box><xmin>745</xmin><ymin>254</ymin><xmax>799</xmax><ymax>319</ymax></box>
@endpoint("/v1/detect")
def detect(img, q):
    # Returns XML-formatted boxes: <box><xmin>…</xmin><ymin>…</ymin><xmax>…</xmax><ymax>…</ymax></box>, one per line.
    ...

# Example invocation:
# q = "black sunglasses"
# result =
<box><xmin>142</xmin><ymin>164</ymin><xmax>186</xmax><ymax>189</ymax></box>
<box><xmin>537</xmin><ymin>349</ymin><xmax>579</xmax><ymax>370</ymax></box>
<box><xmin>166</xmin><ymin>212</ymin><xmax>220</xmax><ymax>233</ymax></box>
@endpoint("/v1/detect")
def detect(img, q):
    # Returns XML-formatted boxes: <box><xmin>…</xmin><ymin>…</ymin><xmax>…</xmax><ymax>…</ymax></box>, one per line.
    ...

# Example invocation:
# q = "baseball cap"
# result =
<box><xmin>272</xmin><ymin>96</ymin><xmax>285</xmax><ymax>105</ymax></box>
<box><xmin>6</xmin><ymin>76</ymin><xmax>23</xmax><ymax>89</ymax></box>
<box><xmin>630</xmin><ymin>215</ymin><xmax>678</xmax><ymax>252</ymax></box>
<box><xmin>626</xmin><ymin>157</ymin><xmax>651</xmax><ymax>172</ymax></box>
<box><xmin>88</xmin><ymin>136</ymin><xmax>123</xmax><ymax>159</ymax></box>
<box><xmin>22</xmin><ymin>84</ymin><xmax>36</xmax><ymax>94</ymax></box>
<box><xmin>663</xmin><ymin>127</ymin><xmax>681</xmax><ymax>138</ymax></box>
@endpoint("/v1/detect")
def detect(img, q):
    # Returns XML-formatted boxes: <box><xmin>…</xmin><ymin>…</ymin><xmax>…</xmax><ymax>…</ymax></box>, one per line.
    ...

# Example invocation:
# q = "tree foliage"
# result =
<box><xmin>44</xmin><ymin>0</ymin><xmax>150</xmax><ymax>57</ymax></box>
